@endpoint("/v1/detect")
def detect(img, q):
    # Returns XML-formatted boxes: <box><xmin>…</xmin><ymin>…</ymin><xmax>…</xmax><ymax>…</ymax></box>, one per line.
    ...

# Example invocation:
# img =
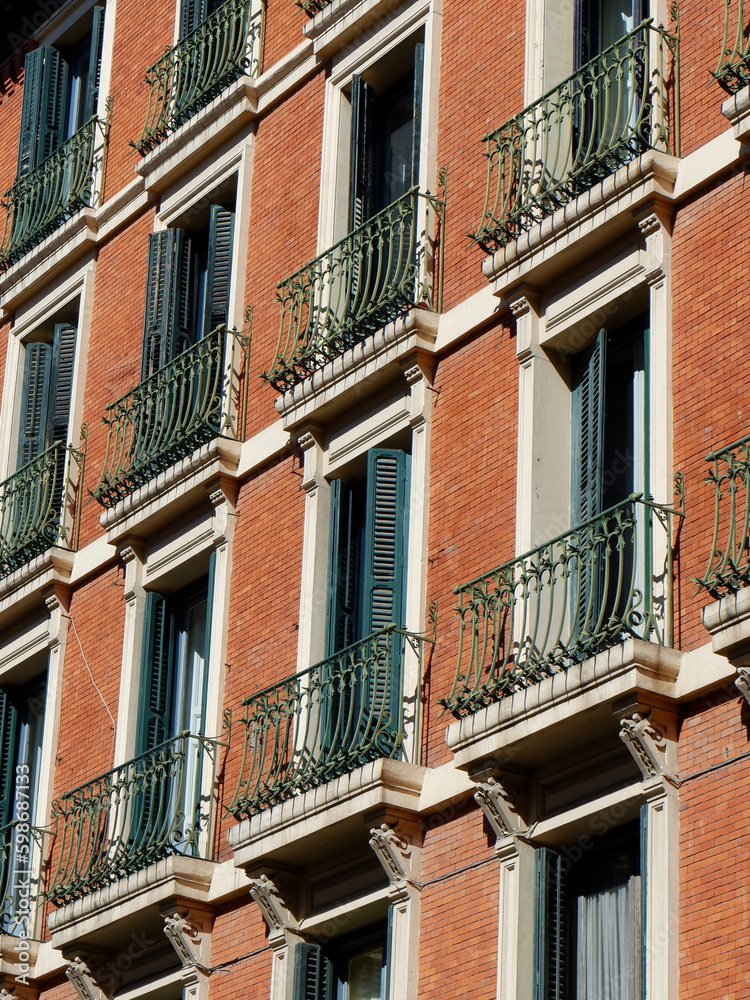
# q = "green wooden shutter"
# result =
<box><xmin>349</xmin><ymin>75</ymin><xmax>376</xmax><ymax>231</ymax></box>
<box><xmin>293</xmin><ymin>943</ymin><xmax>335</xmax><ymax>1000</ymax></box>
<box><xmin>384</xmin><ymin>905</ymin><xmax>394</xmax><ymax>1000</ymax></box>
<box><xmin>361</xmin><ymin>449</ymin><xmax>410</xmax><ymax>636</ymax></box>
<box><xmin>17</xmin><ymin>343</ymin><xmax>53</xmax><ymax>467</ymax></box>
<box><xmin>410</xmin><ymin>42</ymin><xmax>424</xmax><ymax>188</ymax></box>
<box><xmin>572</xmin><ymin>328</ymin><xmax>606</xmax><ymax>525</ymax></box>
<box><xmin>0</xmin><ymin>692</ymin><xmax>19</xmax><ymax>829</ymax></box>
<box><xmin>50</xmin><ymin>323</ymin><xmax>77</xmax><ymax>445</ymax></box>
<box><xmin>37</xmin><ymin>48</ymin><xmax>70</xmax><ymax>162</ymax></box>
<box><xmin>203</xmin><ymin>205</ymin><xmax>235</xmax><ymax>335</ymax></box>
<box><xmin>141</xmin><ymin>230</ymin><xmax>197</xmax><ymax>378</ymax></box>
<box><xmin>326</xmin><ymin>479</ymin><xmax>360</xmax><ymax>656</ymax></box>
<box><xmin>17</xmin><ymin>50</ymin><xmax>45</xmax><ymax>176</ymax></box>
<box><xmin>85</xmin><ymin>5</ymin><xmax>107</xmax><ymax>121</ymax></box>
<box><xmin>136</xmin><ymin>592</ymin><xmax>176</xmax><ymax>754</ymax></box>
<box><xmin>534</xmin><ymin>847</ymin><xmax>566</xmax><ymax>1000</ymax></box>
<box><xmin>639</xmin><ymin>805</ymin><xmax>648</xmax><ymax>1000</ymax></box>
<box><xmin>180</xmin><ymin>0</ymin><xmax>208</xmax><ymax>37</ymax></box>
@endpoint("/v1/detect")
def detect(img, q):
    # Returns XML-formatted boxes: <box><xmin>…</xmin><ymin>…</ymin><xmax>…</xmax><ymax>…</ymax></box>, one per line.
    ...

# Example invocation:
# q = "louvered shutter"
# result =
<box><xmin>349</xmin><ymin>75</ymin><xmax>376</xmax><ymax>231</ymax></box>
<box><xmin>136</xmin><ymin>592</ymin><xmax>176</xmax><ymax>755</ymax></box>
<box><xmin>141</xmin><ymin>230</ymin><xmax>197</xmax><ymax>378</ymax></box>
<box><xmin>17</xmin><ymin>50</ymin><xmax>45</xmax><ymax>176</ymax></box>
<box><xmin>410</xmin><ymin>42</ymin><xmax>424</xmax><ymax>188</ymax></box>
<box><xmin>0</xmin><ymin>692</ymin><xmax>19</xmax><ymax>829</ymax></box>
<box><xmin>180</xmin><ymin>0</ymin><xmax>208</xmax><ymax>37</ymax></box>
<box><xmin>17</xmin><ymin>343</ymin><xmax>53</xmax><ymax>467</ymax></box>
<box><xmin>293</xmin><ymin>943</ymin><xmax>335</xmax><ymax>1000</ymax></box>
<box><xmin>85</xmin><ymin>5</ymin><xmax>107</xmax><ymax>121</ymax></box>
<box><xmin>361</xmin><ymin>449</ymin><xmax>409</xmax><ymax>636</ymax></box>
<box><xmin>326</xmin><ymin>479</ymin><xmax>360</xmax><ymax>657</ymax></box>
<box><xmin>50</xmin><ymin>323</ymin><xmax>77</xmax><ymax>444</ymax></box>
<box><xmin>534</xmin><ymin>847</ymin><xmax>566</xmax><ymax>1000</ymax></box>
<box><xmin>37</xmin><ymin>48</ymin><xmax>70</xmax><ymax>164</ymax></box>
<box><xmin>572</xmin><ymin>329</ymin><xmax>606</xmax><ymax>525</ymax></box>
<box><xmin>639</xmin><ymin>805</ymin><xmax>648</xmax><ymax>996</ymax></box>
<box><xmin>203</xmin><ymin>205</ymin><xmax>235</xmax><ymax>335</ymax></box>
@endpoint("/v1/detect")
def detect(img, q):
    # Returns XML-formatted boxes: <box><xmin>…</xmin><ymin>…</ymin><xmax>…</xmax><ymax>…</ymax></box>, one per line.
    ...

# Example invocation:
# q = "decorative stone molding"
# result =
<box><xmin>473</xmin><ymin>777</ymin><xmax>527</xmax><ymax>839</ymax></box>
<box><xmin>402</xmin><ymin>364</ymin><xmax>424</xmax><ymax>385</ymax></box>
<box><xmin>368</xmin><ymin>823</ymin><xmax>420</xmax><ymax>889</ymax></box>
<box><xmin>735</xmin><ymin>667</ymin><xmax>750</xmax><ymax>706</ymax></box>
<box><xmin>163</xmin><ymin>911</ymin><xmax>211</xmax><ymax>971</ymax></box>
<box><xmin>637</xmin><ymin>213</ymin><xmax>661</xmax><ymax>237</ymax></box>
<box><xmin>65</xmin><ymin>959</ymin><xmax>107</xmax><ymax>1000</ymax></box>
<box><xmin>296</xmin><ymin>431</ymin><xmax>317</xmax><ymax>451</ymax></box>
<box><xmin>118</xmin><ymin>545</ymin><xmax>139</xmax><ymax>564</ymax></box>
<box><xmin>619</xmin><ymin>712</ymin><xmax>677</xmax><ymax>784</ymax></box>
<box><xmin>248</xmin><ymin>875</ymin><xmax>298</xmax><ymax>935</ymax></box>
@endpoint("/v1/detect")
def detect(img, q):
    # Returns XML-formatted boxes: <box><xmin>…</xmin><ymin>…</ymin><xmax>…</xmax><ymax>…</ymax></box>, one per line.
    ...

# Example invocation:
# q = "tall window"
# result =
<box><xmin>17</xmin><ymin>324</ymin><xmax>77</xmax><ymax>469</ymax></box>
<box><xmin>16</xmin><ymin>5</ymin><xmax>105</xmax><ymax>177</ymax></box>
<box><xmin>535</xmin><ymin>822</ymin><xmax>643</xmax><ymax>1000</ymax></box>
<box><xmin>294</xmin><ymin>923</ymin><xmax>389</xmax><ymax>1000</ymax></box>
<box><xmin>141</xmin><ymin>203</ymin><xmax>235</xmax><ymax>378</ymax></box>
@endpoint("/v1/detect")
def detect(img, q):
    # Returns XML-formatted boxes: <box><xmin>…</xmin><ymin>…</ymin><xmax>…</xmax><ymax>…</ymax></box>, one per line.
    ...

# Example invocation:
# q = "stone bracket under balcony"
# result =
<box><xmin>721</xmin><ymin>85</ymin><xmax>750</xmax><ymax>144</ymax></box>
<box><xmin>445</xmin><ymin>638</ymin><xmax>681</xmax><ymax>774</ymax></box>
<box><xmin>701</xmin><ymin>587</ymin><xmax>750</xmax><ymax>665</ymax></box>
<box><xmin>228</xmin><ymin>759</ymin><xmax>426</xmax><ymax>871</ymax></box>
<box><xmin>47</xmin><ymin>855</ymin><xmax>215</xmax><ymax>955</ymax></box>
<box><xmin>484</xmin><ymin>150</ymin><xmax>678</xmax><ymax>302</ymax></box>
<box><xmin>0</xmin><ymin>549</ymin><xmax>73</xmax><ymax>633</ymax></box>
<box><xmin>302</xmin><ymin>0</ymin><xmax>424</xmax><ymax>59</ymax></box>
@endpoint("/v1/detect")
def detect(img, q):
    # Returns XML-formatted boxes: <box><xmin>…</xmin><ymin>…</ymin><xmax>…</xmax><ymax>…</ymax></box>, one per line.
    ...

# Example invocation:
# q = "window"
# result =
<box><xmin>142</xmin><ymin>203</ymin><xmax>235</xmax><ymax>378</ymax></box>
<box><xmin>180</xmin><ymin>0</ymin><xmax>229</xmax><ymax>36</ymax></box>
<box><xmin>575</xmin><ymin>0</ymin><xmax>646</xmax><ymax>66</ymax></box>
<box><xmin>534</xmin><ymin>821</ymin><xmax>643</xmax><ymax>1000</ymax></box>
<box><xmin>16</xmin><ymin>4</ymin><xmax>105</xmax><ymax>177</ymax></box>
<box><xmin>294</xmin><ymin>923</ymin><xmax>389</xmax><ymax>1000</ymax></box>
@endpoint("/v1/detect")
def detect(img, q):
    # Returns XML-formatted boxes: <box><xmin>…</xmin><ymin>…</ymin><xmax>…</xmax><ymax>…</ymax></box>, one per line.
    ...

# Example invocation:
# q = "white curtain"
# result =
<box><xmin>576</xmin><ymin>873</ymin><xmax>640</xmax><ymax>1000</ymax></box>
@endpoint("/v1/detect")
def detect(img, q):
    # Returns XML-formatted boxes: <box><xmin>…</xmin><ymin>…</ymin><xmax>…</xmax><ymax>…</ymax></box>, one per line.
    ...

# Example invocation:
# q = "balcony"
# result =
<box><xmin>0</xmin><ymin>117</ymin><xmax>102</xmax><ymax>272</ymax></box>
<box><xmin>93</xmin><ymin>326</ymin><xmax>249</xmax><ymax>509</ymax></box>
<box><xmin>697</xmin><ymin>434</ymin><xmax>750</xmax><ymax>598</ymax></box>
<box><xmin>47</xmin><ymin>733</ymin><xmax>220</xmax><ymax>907</ymax></box>
<box><xmin>262</xmin><ymin>187</ymin><xmax>444</xmax><ymax>393</ymax></box>
<box><xmin>470</xmin><ymin>21</ymin><xmax>679</xmax><ymax>254</ymax></box>
<box><xmin>229</xmin><ymin>626</ymin><xmax>431</xmax><ymax>818</ymax></box>
<box><xmin>440</xmin><ymin>496</ymin><xmax>678</xmax><ymax>718</ymax></box>
<box><xmin>0</xmin><ymin>821</ymin><xmax>47</xmax><ymax>937</ymax></box>
<box><xmin>0</xmin><ymin>441</ymin><xmax>84</xmax><ymax>578</ymax></box>
<box><xmin>713</xmin><ymin>0</ymin><xmax>750</xmax><ymax>93</ymax></box>
<box><xmin>132</xmin><ymin>0</ymin><xmax>264</xmax><ymax>156</ymax></box>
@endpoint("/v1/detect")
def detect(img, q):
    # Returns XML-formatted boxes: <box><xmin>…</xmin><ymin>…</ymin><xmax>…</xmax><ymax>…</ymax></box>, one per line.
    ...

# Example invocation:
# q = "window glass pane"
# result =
<box><xmin>346</xmin><ymin>943</ymin><xmax>384</xmax><ymax>1000</ymax></box>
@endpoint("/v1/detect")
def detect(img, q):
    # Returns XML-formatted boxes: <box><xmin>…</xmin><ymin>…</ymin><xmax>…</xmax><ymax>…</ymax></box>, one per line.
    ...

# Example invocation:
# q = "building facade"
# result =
<box><xmin>0</xmin><ymin>0</ymin><xmax>746</xmax><ymax>996</ymax></box>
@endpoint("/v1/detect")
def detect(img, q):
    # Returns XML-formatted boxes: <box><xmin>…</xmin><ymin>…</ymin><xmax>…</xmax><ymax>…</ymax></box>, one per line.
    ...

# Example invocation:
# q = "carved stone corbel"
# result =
<box><xmin>474</xmin><ymin>777</ymin><xmax>527</xmax><ymax>840</ymax></box>
<box><xmin>735</xmin><ymin>667</ymin><xmax>750</xmax><ymax>706</ymax></box>
<box><xmin>162</xmin><ymin>907</ymin><xmax>213</xmax><ymax>972</ymax></box>
<box><xmin>368</xmin><ymin>823</ymin><xmax>421</xmax><ymax>893</ymax></box>
<box><xmin>65</xmin><ymin>958</ymin><xmax>107</xmax><ymax>1000</ymax></box>
<box><xmin>619</xmin><ymin>712</ymin><xmax>677</xmax><ymax>784</ymax></box>
<box><xmin>249</xmin><ymin>874</ymin><xmax>298</xmax><ymax>937</ymax></box>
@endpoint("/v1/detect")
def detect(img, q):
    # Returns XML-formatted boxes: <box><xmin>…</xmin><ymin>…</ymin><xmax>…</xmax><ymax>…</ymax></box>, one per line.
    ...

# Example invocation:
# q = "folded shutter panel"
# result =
<box><xmin>204</xmin><ymin>205</ymin><xmax>235</xmax><ymax>334</ymax></box>
<box><xmin>0</xmin><ymin>692</ymin><xmax>19</xmax><ymax>829</ymax></box>
<box><xmin>50</xmin><ymin>323</ymin><xmax>77</xmax><ymax>444</ymax></box>
<box><xmin>361</xmin><ymin>449</ymin><xmax>409</xmax><ymax>636</ymax></box>
<box><xmin>37</xmin><ymin>48</ymin><xmax>70</xmax><ymax>163</ymax></box>
<box><xmin>85</xmin><ymin>5</ymin><xmax>107</xmax><ymax>121</ymax></box>
<box><xmin>180</xmin><ymin>0</ymin><xmax>208</xmax><ymax>37</ymax></box>
<box><xmin>572</xmin><ymin>328</ymin><xmax>606</xmax><ymax>525</ymax></box>
<box><xmin>18</xmin><ymin>343</ymin><xmax>53</xmax><ymax>467</ymax></box>
<box><xmin>534</xmin><ymin>847</ymin><xmax>566</xmax><ymax>1000</ymax></box>
<box><xmin>136</xmin><ymin>592</ymin><xmax>176</xmax><ymax>754</ymax></box>
<box><xmin>410</xmin><ymin>42</ymin><xmax>424</xmax><ymax>188</ymax></box>
<box><xmin>141</xmin><ymin>230</ymin><xmax>197</xmax><ymax>378</ymax></box>
<box><xmin>17</xmin><ymin>50</ymin><xmax>45</xmax><ymax>176</ymax></box>
<box><xmin>293</xmin><ymin>943</ymin><xmax>335</xmax><ymax>1000</ymax></box>
<box><xmin>349</xmin><ymin>75</ymin><xmax>376</xmax><ymax>231</ymax></box>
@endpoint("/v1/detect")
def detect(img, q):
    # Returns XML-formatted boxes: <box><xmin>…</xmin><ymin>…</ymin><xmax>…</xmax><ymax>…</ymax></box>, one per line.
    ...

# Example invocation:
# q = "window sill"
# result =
<box><xmin>99</xmin><ymin>436</ymin><xmax>242</xmax><ymax>546</ymax></box>
<box><xmin>445</xmin><ymin>638</ymin><xmax>681</xmax><ymax>774</ymax></box>
<box><xmin>274</xmin><ymin>307</ymin><xmax>438</xmax><ymax>431</ymax></box>
<box><xmin>228</xmin><ymin>758</ymin><xmax>425</xmax><ymax>871</ymax></box>
<box><xmin>481</xmin><ymin>149</ymin><xmax>679</xmax><ymax>302</ymax></box>
<box><xmin>47</xmin><ymin>854</ymin><xmax>215</xmax><ymax>954</ymax></box>
<box><xmin>303</xmin><ymin>0</ymin><xmax>430</xmax><ymax>60</ymax></box>
<box><xmin>702</xmin><ymin>586</ymin><xmax>750</xmax><ymax>664</ymax></box>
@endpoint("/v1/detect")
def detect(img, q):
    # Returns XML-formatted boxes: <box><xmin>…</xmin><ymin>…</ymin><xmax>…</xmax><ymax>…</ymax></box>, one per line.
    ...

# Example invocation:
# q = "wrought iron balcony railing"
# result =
<box><xmin>471</xmin><ymin>20</ymin><xmax>679</xmax><ymax>254</ymax></box>
<box><xmin>296</xmin><ymin>0</ymin><xmax>329</xmax><ymax>17</ymax></box>
<box><xmin>93</xmin><ymin>326</ymin><xmax>250</xmax><ymax>508</ymax></box>
<box><xmin>229</xmin><ymin>626</ymin><xmax>428</xmax><ymax>819</ymax></box>
<box><xmin>440</xmin><ymin>496</ymin><xmax>678</xmax><ymax>718</ymax></box>
<box><xmin>0</xmin><ymin>821</ymin><xmax>47</xmax><ymax>937</ymax></box>
<box><xmin>696</xmin><ymin>434</ymin><xmax>750</xmax><ymax>597</ymax></box>
<box><xmin>713</xmin><ymin>0</ymin><xmax>750</xmax><ymax>93</ymax></box>
<box><xmin>47</xmin><ymin>733</ymin><xmax>220</xmax><ymax>906</ymax></box>
<box><xmin>262</xmin><ymin>187</ymin><xmax>444</xmax><ymax>393</ymax></box>
<box><xmin>0</xmin><ymin>441</ymin><xmax>85</xmax><ymax>577</ymax></box>
<box><xmin>0</xmin><ymin>117</ymin><xmax>102</xmax><ymax>272</ymax></box>
<box><xmin>132</xmin><ymin>0</ymin><xmax>264</xmax><ymax>155</ymax></box>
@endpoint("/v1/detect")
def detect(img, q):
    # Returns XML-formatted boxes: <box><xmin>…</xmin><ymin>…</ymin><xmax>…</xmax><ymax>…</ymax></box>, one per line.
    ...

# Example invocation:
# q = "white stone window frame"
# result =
<box><xmin>317</xmin><ymin>0</ymin><xmax>441</xmax><ymax>252</ymax></box>
<box><xmin>495</xmin><ymin>776</ymin><xmax>677</xmax><ymax>1000</ymax></box>
<box><xmin>0</xmin><ymin>596</ymin><xmax>70</xmax><ymax>937</ymax></box>
<box><xmin>0</xmin><ymin>259</ymin><xmax>94</xmax><ymax>484</ymax></box>
<box><xmin>113</xmin><ymin>489</ymin><xmax>236</xmax><ymax>856</ymax></box>
<box><xmin>296</xmin><ymin>362</ymin><xmax>433</xmax><ymax>767</ymax></box>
